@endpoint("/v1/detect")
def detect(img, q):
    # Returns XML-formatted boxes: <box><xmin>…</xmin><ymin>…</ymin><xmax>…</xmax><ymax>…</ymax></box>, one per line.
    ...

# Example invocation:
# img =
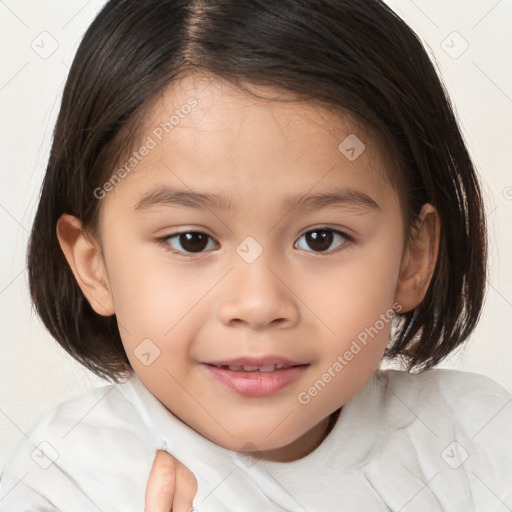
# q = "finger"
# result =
<box><xmin>145</xmin><ymin>450</ymin><xmax>177</xmax><ymax>512</ymax></box>
<box><xmin>169</xmin><ymin>464</ymin><xmax>198</xmax><ymax>512</ymax></box>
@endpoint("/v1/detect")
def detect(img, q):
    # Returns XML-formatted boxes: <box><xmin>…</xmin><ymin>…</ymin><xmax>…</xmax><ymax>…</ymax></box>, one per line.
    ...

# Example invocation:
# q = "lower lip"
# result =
<box><xmin>202</xmin><ymin>364</ymin><xmax>309</xmax><ymax>397</ymax></box>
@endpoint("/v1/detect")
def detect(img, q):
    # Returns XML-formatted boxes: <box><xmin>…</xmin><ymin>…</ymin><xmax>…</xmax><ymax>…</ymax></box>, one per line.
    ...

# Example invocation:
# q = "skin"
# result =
<box><xmin>145</xmin><ymin>449</ymin><xmax>197</xmax><ymax>512</ymax></box>
<box><xmin>58</xmin><ymin>73</ymin><xmax>439</xmax><ymax>474</ymax></box>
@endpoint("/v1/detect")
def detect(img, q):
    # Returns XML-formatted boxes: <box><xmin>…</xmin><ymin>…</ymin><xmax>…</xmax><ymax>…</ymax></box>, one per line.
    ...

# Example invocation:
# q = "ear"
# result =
<box><xmin>394</xmin><ymin>203</ymin><xmax>440</xmax><ymax>313</ymax></box>
<box><xmin>56</xmin><ymin>214</ymin><xmax>115</xmax><ymax>316</ymax></box>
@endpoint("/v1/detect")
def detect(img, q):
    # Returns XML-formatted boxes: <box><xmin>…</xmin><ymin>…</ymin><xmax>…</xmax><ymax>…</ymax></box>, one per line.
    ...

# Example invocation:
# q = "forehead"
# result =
<box><xmin>103</xmin><ymin>72</ymin><xmax>398</xmax><ymax>214</ymax></box>
<box><xmin>139</xmin><ymin>72</ymin><xmax>376</xmax><ymax>156</ymax></box>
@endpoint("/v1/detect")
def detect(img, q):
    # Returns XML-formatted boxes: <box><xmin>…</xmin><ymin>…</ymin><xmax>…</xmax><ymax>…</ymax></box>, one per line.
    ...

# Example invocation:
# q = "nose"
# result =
<box><xmin>217</xmin><ymin>253</ymin><xmax>300</xmax><ymax>330</ymax></box>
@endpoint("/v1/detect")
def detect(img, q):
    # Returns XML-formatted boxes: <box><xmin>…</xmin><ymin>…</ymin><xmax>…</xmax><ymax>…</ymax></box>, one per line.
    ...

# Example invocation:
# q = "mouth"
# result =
<box><xmin>207</xmin><ymin>363</ymin><xmax>300</xmax><ymax>372</ymax></box>
<box><xmin>201</xmin><ymin>356</ymin><xmax>310</xmax><ymax>397</ymax></box>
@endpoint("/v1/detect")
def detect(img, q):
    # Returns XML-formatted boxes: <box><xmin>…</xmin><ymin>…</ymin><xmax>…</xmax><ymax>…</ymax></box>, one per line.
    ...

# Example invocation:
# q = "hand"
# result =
<box><xmin>145</xmin><ymin>449</ymin><xmax>198</xmax><ymax>512</ymax></box>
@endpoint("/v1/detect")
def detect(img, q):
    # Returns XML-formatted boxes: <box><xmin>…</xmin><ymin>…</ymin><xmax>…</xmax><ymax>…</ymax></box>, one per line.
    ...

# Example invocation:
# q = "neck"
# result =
<box><xmin>249</xmin><ymin>408</ymin><xmax>342</xmax><ymax>463</ymax></box>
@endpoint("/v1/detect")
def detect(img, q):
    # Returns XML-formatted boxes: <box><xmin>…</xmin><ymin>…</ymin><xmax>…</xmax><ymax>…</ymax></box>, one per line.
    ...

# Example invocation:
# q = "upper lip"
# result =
<box><xmin>204</xmin><ymin>356</ymin><xmax>308</xmax><ymax>368</ymax></box>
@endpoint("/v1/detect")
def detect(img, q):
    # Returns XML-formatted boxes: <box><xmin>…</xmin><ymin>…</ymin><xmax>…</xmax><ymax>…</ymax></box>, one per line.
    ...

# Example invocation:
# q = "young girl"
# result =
<box><xmin>1</xmin><ymin>0</ymin><xmax>511</xmax><ymax>510</ymax></box>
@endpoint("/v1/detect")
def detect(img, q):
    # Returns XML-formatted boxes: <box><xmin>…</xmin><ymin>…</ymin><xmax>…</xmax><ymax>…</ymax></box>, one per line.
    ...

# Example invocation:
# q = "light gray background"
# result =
<box><xmin>1</xmin><ymin>0</ymin><xmax>511</xmax><ymax>473</ymax></box>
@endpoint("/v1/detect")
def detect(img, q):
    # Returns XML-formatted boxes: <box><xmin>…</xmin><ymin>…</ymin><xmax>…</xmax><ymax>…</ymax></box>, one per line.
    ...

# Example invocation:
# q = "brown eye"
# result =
<box><xmin>178</xmin><ymin>232</ymin><xmax>208</xmax><ymax>252</ymax></box>
<box><xmin>295</xmin><ymin>229</ymin><xmax>349</xmax><ymax>253</ymax></box>
<box><xmin>163</xmin><ymin>232</ymin><xmax>217</xmax><ymax>255</ymax></box>
<box><xmin>305</xmin><ymin>230</ymin><xmax>332</xmax><ymax>251</ymax></box>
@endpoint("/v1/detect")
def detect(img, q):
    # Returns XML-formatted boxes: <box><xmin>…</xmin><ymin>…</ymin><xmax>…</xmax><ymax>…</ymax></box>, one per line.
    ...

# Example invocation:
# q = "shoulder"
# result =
<box><xmin>350</xmin><ymin>369</ymin><xmax>512</xmax><ymax>508</ymax></box>
<box><xmin>377</xmin><ymin>367</ymin><xmax>511</xmax><ymax>413</ymax></box>
<box><xmin>374</xmin><ymin>368</ymin><xmax>512</xmax><ymax>471</ymax></box>
<box><xmin>0</xmin><ymin>375</ymin><xmax>154</xmax><ymax>509</ymax></box>
<box><xmin>15</xmin><ymin>378</ymin><xmax>148</xmax><ymax>452</ymax></box>
<box><xmin>380</xmin><ymin>365</ymin><xmax>511</xmax><ymax>392</ymax></box>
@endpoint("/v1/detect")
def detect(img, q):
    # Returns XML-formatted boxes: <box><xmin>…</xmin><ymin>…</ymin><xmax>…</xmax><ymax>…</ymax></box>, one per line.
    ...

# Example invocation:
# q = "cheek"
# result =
<box><xmin>104</xmin><ymin>239</ymin><xmax>208</xmax><ymax>344</ymax></box>
<box><xmin>300</xmin><ymin>233</ymin><xmax>402</xmax><ymax>393</ymax></box>
<box><xmin>308</xmin><ymin>241</ymin><xmax>402</xmax><ymax>337</ymax></box>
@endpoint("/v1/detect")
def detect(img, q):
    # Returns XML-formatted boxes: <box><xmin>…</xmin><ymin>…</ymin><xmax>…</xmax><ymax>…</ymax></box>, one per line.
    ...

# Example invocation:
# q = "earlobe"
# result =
<box><xmin>394</xmin><ymin>204</ymin><xmax>440</xmax><ymax>313</ymax></box>
<box><xmin>56</xmin><ymin>214</ymin><xmax>115</xmax><ymax>316</ymax></box>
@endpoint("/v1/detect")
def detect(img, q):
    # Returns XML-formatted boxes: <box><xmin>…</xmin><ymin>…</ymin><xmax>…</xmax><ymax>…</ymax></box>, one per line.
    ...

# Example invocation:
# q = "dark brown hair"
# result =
<box><xmin>28</xmin><ymin>0</ymin><xmax>487</xmax><ymax>382</ymax></box>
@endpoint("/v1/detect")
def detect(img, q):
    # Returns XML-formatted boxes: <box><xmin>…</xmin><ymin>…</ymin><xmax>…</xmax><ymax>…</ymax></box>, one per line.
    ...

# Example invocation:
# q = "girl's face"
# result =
<box><xmin>72</xmin><ymin>73</ymin><xmax>434</xmax><ymax>461</ymax></box>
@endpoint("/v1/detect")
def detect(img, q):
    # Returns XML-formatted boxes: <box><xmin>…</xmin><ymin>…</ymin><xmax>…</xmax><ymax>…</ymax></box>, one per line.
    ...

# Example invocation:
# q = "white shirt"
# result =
<box><xmin>1</xmin><ymin>368</ymin><xmax>511</xmax><ymax>511</ymax></box>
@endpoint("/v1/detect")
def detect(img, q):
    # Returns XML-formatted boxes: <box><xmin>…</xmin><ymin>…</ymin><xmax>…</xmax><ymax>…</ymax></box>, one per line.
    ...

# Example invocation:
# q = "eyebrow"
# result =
<box><xmin>134</xmin><ymin>185</ymin><xmax>380</xmax><ymax>213</ymax></box>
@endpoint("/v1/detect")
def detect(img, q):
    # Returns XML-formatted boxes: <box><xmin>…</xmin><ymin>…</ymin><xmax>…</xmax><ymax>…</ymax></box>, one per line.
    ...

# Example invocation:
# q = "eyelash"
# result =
<box><xmin>156</xmin><ymin>227</ymin><xmax>352</xmax><ymax>258</ymax></box>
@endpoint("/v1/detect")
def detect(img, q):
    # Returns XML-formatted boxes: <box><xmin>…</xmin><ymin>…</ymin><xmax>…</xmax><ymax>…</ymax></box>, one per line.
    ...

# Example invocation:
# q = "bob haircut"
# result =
<box><xmin>28</xmin><ymin>0</ymin><xmax>486</xmax><ymax>382</ymax></box>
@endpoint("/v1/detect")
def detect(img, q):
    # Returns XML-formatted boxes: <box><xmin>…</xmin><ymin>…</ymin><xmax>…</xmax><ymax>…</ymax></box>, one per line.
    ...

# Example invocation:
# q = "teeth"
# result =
<box><xmin>258</xmin><ymin>365</ymin><xmax>276</xmax><ymax>372</ymax></box>
<box><xmin>220</xmin><ymin>364</ymin><xmax>293</xmax><ymax>372</ymax></box>
<box><xmin>242</xmin><ymin>365</ymin><xmax>261</xmax><ymax>371</ymax></box>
